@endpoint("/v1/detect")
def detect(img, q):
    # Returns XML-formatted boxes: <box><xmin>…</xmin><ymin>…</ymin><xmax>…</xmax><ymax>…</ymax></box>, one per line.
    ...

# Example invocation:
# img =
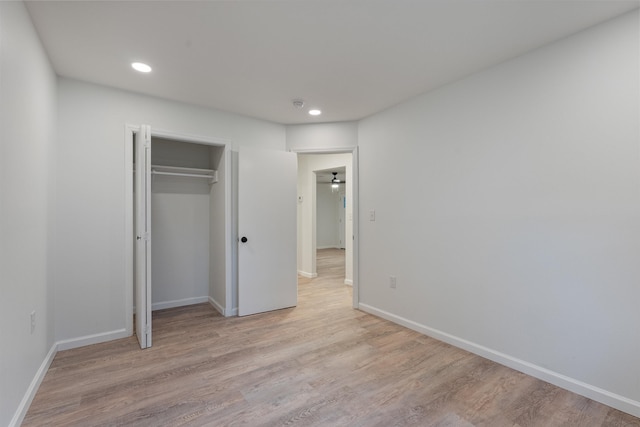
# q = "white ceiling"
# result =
<box><xmin>25</xmin><ymin>1</ymin><xmax>639</xmax><ymax>125</ymax></box>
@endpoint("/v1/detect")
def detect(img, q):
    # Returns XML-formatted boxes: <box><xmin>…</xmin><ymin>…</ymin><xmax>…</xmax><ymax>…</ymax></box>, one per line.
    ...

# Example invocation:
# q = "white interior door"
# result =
<box><xmin>135</xmin><ymin>124</ymin><xmax>152</xmax><ymax>348</ymax></box>
<box><xmin>238</xmin><ymin>148</ymin><xmax>297</xmax><ymax>316</ymax></box>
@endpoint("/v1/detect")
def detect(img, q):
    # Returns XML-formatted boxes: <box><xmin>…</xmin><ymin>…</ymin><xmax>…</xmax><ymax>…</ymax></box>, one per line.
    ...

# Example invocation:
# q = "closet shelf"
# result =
<box><xmin>151</xmin><ymin>165</ymin><xmax>218</xmax><ymax>184</ymax></box>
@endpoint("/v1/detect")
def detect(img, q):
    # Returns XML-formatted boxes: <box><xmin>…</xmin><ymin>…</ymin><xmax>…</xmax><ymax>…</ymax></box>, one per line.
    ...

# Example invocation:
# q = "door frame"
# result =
<box><xmin>124</xmin><ymin>124</ymin><xmax>232</xmax><ymax>338</ymax></box>
<box><xmin>291</xmin><ymin>147</ymin><xmax>360</xmax><ymax>309</ymax></box>
<box><xmin>339</xmin><ymin>193</ymin><xmax>346</xmax><ymax>249</ymax></box>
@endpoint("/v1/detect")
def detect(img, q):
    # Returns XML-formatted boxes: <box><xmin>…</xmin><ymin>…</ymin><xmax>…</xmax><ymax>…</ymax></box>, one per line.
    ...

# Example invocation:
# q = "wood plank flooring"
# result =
<box><xmin>24</xmin><ymin>248</ymin><xmax>640</xmax><ymax>426</ymax></box>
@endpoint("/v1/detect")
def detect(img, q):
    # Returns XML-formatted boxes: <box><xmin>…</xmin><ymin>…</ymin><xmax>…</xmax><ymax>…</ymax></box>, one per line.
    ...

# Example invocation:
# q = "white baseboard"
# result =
<box><xmin>9</xmin><ymin>343</ymin><xmax>57</xmax><ymax>427</ymax></box>
<box><xmin>208</xmin><ymin>297</ymin><xmax>238</xmax><ymax>317</ymax></box>
<box><xmin>56</xmin><ymin>328</ymin><xmax>130</xmax><ymax>351</ymax></box>
<box><xmin>316</xmin><ymin>245</ymin><xmax>341</xmax><ymax>250</ymax></box>
<box><xmin>152</xmin><ymin>296</ymin><xmax>209</xmax><ymax>312</ymax></box>
<box><xmin>344</xmin><ymin>279</ymin><xmax>353</xmax><ymax>286</ymax></box>
<box><xmin>298</xmin><ymin>270</ymin><xmax>317</xmax><ymax>278</ymax></box>
<box><xmin>208</xmin><ymin>296</ymin><xmax>224</xmax><ymax>315</ymax></box>
<box><xmin>358</xmin><ymin>303</ymin><xmax>640</xmax><ymax>418</ymax></box>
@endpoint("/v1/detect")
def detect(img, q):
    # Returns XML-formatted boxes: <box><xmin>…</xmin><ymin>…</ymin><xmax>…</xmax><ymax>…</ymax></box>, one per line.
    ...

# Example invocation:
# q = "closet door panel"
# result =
<box><xmin>134</xmin><ymin>125</ymin><xmax>152</xmax><ymax>348</ymax></box>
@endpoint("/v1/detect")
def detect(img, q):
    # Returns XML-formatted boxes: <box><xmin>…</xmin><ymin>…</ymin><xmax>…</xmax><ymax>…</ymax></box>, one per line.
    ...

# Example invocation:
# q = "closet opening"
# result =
<box><xmin>131</xmin><ymin>129</ymin><xmax>229</xmax><ymax>348</ymax></box>
<box><xmin>148</xmin><ymin>137</ymin><xmax>222</xmax><ymax>310</ymax></box>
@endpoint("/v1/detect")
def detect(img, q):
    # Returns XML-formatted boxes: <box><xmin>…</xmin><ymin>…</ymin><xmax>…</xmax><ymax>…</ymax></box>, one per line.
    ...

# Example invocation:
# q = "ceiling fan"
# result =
<box><xmin>331</xmin><ymin>172</ymin><xmax>344</xmax><ymax>192</ymax></box>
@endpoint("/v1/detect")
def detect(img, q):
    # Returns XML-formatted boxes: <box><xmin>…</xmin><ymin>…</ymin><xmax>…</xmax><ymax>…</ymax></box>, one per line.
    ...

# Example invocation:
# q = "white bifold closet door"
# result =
<box><xmin>238</xmin><ymin>148</ymin><xmax>298</xmax><ymax>316</ymax></box>
<box><xmin>135</xmin><ymin>125</ymin><xmax>152</xmax><ymax>349</ymax></box>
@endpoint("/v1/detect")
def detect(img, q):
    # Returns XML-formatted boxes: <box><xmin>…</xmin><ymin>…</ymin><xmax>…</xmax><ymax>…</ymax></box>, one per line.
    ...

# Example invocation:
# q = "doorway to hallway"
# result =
<box><xmin>316</xmin><ymin>248</ymin><xmax>346</xmax><ymax>279</ymax></box>
<box><xmin>298</xmin><ymin>248</ymin><xmax>351</xmax><ymax>303</ymax></box>
<box><xmin>296</xmin><ymin>151</ymin><xmax>355</xmax><ymax>307</ymax></box>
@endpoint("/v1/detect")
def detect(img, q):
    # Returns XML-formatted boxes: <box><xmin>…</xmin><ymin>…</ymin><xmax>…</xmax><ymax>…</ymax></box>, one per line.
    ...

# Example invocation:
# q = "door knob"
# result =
<box><xmin>241</xmin><ymin>236</ymin><xmax>248</xmax><ymax>243</ymax></box>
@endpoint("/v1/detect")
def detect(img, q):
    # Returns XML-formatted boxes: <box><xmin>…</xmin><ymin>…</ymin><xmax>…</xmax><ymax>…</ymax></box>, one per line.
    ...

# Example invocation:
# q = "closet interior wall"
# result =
<box><xmin>149</xmin><ymin>137</ymin><xmax>224</xmax><ymax>311</ymax></box>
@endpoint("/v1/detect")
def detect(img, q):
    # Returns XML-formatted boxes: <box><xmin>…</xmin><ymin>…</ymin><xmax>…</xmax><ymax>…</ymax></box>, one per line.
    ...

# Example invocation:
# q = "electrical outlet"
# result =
<box><xmin>389</xmin><ymin>275</ymin><xmax>397</xmax><ymax>289</ymax></box>
<box><xmin>30</xmin><ymin>311</ymin><xmax>36</xmax><ymax>334</ymax></box>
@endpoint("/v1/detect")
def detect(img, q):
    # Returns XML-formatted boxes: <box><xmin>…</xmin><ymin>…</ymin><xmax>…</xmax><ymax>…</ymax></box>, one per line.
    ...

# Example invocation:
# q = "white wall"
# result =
<box><xmin>316</xmin><ymin>183</ymin><xmax>341</xmax><ymax>248</ymax></box>
<box><xmin>0</xmin><ymin>3</ymin><xmax>57</xmax><ymax>426</ymax></box>
<box><xmin>358</xmin><ymin>10</ymin><xmax>640</xmax><ymax>415</ymax></box>
<box><xmin>151</xmin><ymin>185</ymin><xmax>211</xmax><ymax>309</ymax></box>
<box><xmin>297</xmin><ymin>154</ymin><xmax>353</xmax><ymax>283</ymax></box>
<box><xmin>287</xmin><ymin>122</ymin><xmax>358</xmax><ymax>151</ymax></box>
<box><xmin>55</xmin><ymin>78</ymin><xmax>285</xmax><ymax>345</ymax></box>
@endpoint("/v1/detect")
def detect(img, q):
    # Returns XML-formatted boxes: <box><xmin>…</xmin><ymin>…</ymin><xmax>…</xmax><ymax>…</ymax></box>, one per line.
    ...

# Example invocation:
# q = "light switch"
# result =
<box><xmin>369</xmin><ymin>210</ymin><xmax>375</xmax><ymax>221</ymax></box>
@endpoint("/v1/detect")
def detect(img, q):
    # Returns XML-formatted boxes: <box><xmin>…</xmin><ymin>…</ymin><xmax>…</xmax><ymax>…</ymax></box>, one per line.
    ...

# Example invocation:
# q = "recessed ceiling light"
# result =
<box><xmin>131</xmin><ymin>62</ymin><xmax>152</xmax><ymax>73</ymax></box>
<box><xmin>308</xmin><ymin>109</ymin><xmax>322</xmax><ymax>116</ymax></box>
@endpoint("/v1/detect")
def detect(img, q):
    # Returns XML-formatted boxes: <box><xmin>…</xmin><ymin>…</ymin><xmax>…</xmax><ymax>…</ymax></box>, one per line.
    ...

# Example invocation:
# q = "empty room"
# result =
<box><xmin>1</xmin><ymin>1</ymin><xmax>640</xmax><ymax>426</ymax></box>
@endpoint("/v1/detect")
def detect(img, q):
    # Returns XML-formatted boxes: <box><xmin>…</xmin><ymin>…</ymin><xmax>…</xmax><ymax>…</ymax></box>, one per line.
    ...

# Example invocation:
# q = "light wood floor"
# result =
<box><xmin>24</xmin><ymin>248</ymin><xmax>639</xmax><ymax>426</ymax></box>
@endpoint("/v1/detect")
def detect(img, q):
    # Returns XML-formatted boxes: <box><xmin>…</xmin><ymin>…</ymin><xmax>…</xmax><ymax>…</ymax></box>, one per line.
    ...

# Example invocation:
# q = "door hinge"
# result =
<box><xmin>145</xmin><ymin>324</ymin><xmax>151</xmax><ymax>334</ymax></box>
<box><xmin>137</xmin><ymin>232</ymin><xmax>150</xmax><ymax>241</ymax></box>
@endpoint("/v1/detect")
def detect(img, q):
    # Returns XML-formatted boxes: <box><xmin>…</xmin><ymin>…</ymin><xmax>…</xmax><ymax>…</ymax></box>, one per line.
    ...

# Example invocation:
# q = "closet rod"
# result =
<box><xmin>151</xmin><ymin>171</ymin><xmax>214</xmax><ymax>179</ymax></box>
